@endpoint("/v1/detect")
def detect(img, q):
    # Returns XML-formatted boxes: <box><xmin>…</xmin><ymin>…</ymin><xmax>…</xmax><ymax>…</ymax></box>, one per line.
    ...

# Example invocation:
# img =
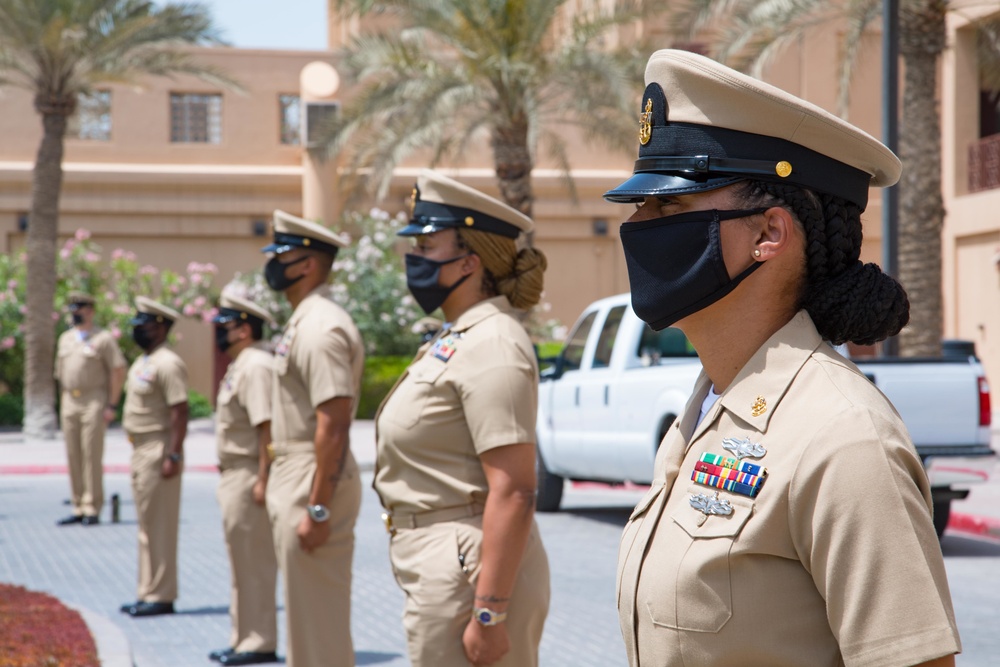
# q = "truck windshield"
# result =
<box><xmin>593</xmin><ymin>306</ymin><xmax>627</xmax><ymax>369</ymax></box>
<box><xmin>562</xmin><ymin>311</ymin><xmax>598</xmax><ymax>372</ymax></box>
<box><xmin>637</xmin><ymin>325</ymin><xmax>698</xmax><ymax>365</ymax></box>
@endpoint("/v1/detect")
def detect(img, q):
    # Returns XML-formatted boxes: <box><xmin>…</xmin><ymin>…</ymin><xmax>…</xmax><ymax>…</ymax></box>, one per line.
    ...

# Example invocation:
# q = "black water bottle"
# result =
<box><xmin>111</xmin><ymin>493</ymin><xmax>120</xmax><ymax>523</ymax></box>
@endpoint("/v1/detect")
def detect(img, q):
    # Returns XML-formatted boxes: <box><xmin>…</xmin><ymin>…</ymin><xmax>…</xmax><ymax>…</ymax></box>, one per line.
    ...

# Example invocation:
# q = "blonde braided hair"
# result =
<box><xmin>456</xmin><ymin>228</ymin><xmax>547</xmax><ymax>309</ymax></box>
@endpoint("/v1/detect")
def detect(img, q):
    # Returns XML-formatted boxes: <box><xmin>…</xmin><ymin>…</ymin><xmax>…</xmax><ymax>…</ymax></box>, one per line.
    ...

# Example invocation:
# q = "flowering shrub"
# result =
<box><xmin>0</xmin><ymin>583</ymin><xmax>99</xmax><ymax>667</ymax></box>
<box><xmin>0</xmin><ymin>230</ymin><xmax>219</xmax><ymax>397</ymax></box>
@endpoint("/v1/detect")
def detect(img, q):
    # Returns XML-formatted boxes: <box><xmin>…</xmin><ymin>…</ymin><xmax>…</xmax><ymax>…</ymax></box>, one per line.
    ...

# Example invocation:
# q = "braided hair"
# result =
<box><xmin>456</xmin><ymin>228</ymin><xmax>548</xmax><ymax>310</ymax></box>
<box><xmin>736</xmin><ymin>181</ymin><xmax>909</xmax><ymax>345</ymax></box>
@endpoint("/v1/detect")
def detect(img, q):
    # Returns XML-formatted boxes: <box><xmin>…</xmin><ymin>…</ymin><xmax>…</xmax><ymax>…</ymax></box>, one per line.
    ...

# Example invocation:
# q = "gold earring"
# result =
<box><xmin>754</xmin><ymin>249</ymin><xmax>761</xmax><ymax>258</ymax></box>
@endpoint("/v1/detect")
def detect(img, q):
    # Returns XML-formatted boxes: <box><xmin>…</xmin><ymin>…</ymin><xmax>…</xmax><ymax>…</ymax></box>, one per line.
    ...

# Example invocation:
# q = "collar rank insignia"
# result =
<box><xmin>692</xmin><ymin>451</ymin><xmax>767</xmax><ymax>498</ymax></box>
<box><xmin>639</xmin><ymin>98</ymin><xmax>653</xmax><ymax>145</ymax></box>
<box><xmin>431</xmin><ymin>334</ymin><xmax>458</xmax><ymax>362</ymax></box>
<box><xmin>689</xmin><ymin>492</ymin><xmax>733</xmax><ymax>516</ymax></box>
<box><xmin>751</xmin><ymin>395</ymin><xmax>767</xmax><ymax>417</ymax></box>
<box><xmin>722</xmin><ymin>436</ymin><xmax>766</xmax><ymax>460</ymax></box>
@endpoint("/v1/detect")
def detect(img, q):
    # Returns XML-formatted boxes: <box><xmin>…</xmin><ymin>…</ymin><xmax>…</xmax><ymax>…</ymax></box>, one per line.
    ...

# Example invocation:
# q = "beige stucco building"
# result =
<box><xmin>1</xmin><ymin>6</ymin><xmax>998</xmax><ymax>401</ymax></box>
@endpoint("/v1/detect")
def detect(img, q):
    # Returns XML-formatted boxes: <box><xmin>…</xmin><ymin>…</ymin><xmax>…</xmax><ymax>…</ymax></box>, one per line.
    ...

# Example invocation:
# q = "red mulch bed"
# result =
<box><xmin>0</xmin><ymin>583</ymin><xmax>99</xmax><ymax>667</ymax></box>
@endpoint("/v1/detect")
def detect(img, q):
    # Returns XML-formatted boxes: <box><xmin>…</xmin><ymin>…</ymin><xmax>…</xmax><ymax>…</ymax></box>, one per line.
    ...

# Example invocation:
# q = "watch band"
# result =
<box><xmin>472</xmin><ymin>607</ymin><xmax>508</xmax><ymax>626</ymax></box>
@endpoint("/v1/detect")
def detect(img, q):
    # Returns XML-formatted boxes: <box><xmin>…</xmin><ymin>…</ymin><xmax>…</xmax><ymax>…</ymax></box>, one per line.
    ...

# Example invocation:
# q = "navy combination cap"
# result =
<box><xmin>212</xmin><ymin>293</ymin><xmax>273</xmax><ymax>326</ymax></box>
<box><xmin>130</xmin><ymin>296</ymin><xmax>181</xmax><ymax>326</ymax></box>
<box><xmin>261</xmin><ymin>210</ymin><xmax>350</xmax><ymax>256</ymax></box>
<box><xmin>398</xmin><ymin>169</ymin><xmax>533</xmax><ymax>239</ymax></box>
<box><xmin>604</xmin><ymin>50</ymin><xmax>901</xmax><ymax>210</ymax></box>
<box><xmin>67</xmin><ymin>291</ymin><xmax>95</xmax><ymax>309</ymax></box>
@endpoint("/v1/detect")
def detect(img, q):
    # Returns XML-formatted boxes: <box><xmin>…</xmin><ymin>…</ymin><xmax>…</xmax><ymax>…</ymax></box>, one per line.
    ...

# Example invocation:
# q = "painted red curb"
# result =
<box><xmin>947</xmin><ymin>512</ymin><xmax>1000</xmax><ymax>541</ymax></box>
<box><xmin>0</xmin><ymin>464</ymin><xmax>219</xmax><ymax>475</ymax></box>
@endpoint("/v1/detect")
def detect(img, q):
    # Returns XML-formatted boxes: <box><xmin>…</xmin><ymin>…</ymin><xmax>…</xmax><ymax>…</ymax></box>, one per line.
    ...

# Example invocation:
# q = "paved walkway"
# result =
<box><xmin>1</xmin><ymin>419</ymin><xmax>998</xmax><ymax>666</ymax></box>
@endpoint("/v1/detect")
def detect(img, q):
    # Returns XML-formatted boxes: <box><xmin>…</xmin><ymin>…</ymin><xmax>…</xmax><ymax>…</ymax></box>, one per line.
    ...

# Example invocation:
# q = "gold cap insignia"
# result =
<box><xmin>751</xmin><ymin>395</ymin><xmax>767</xmax><ymax>417</ymax></box>
<box><xmin>409</xmin><ymin>187</ymin><xmax>418</xmax><ymax>216</ymax></box>
<box><xmin>303</xmin><ymin>238</ymin><xmax>311</xmax><ymax>246</ymax></box>
<box><xmin>639</xmin><ymin>98</ymin><xmax>653</xmax><ymax>145</ymax></box>
<box><xmin>464</xmin><ymin>216</ymin><xmax>474</xmax><ymax>226</ymax></box>
<box><xmin>775</xmin><ymin>161</ymin><xmax>792</xmax><ymax>178</ymax></box>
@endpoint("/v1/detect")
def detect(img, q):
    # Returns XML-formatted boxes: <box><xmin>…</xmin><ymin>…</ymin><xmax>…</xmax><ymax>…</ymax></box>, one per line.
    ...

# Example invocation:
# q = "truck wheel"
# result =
<box><xmin>536</xmin><ymin>451</ymin><xmax>564</xmax><ymax>512</ymax></box>
<box><xmin>932</xmin><ymin>500</ymin><xmax>951</xmax><ymax>539</ymax></box>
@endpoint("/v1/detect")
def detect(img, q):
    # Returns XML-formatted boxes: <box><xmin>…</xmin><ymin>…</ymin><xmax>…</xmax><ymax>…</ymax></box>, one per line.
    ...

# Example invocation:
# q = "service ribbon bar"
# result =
<box><xmin>700</xmin><ymin>452</ymin><xmax>765</xmax><ymax>477</ymax></box>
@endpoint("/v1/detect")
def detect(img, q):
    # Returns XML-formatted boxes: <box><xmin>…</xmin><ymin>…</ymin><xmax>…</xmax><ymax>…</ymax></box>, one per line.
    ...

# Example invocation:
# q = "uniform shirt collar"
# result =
<box><xmin>716</xmin><ymin>309</ymin><xmax>823</xmax><ymax>433</ymax></box>
<box><xmin>449</xmin><ymin>295</ymin><xmax>512</xmax><ymax>333</ymax></box>
<box><xmin>289</xmin><ymin>284</ymin><xmax>331</xmax><ymax>325</ymax></box>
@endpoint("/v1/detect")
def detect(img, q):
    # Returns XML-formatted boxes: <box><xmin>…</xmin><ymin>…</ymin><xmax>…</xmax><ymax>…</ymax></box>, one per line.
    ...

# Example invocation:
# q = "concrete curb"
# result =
<box><xmin>68</xmin><ymin>603</ymin><xmax>133</xmax><ymax>667</ymax></box>
<box><xmin>948</xmin><ymin>511</ymin><xmax>1000</xmax><ymax>541</ymax></box>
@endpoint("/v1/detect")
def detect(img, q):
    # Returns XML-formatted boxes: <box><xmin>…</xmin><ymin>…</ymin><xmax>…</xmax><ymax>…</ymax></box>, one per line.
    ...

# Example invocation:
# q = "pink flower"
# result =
<box><xmin>84</xmin><ymin>252</ymin><xmax>100</xmax><ymax>262</ymax></box>
<box><xmin>139</xmin><ymin>265</ymin><xmax>157</xmax><ymax>276</ymax></box>
<box><xmin>183</xmin><ymin>304</ymin><xmax>197</xmax><ymax>316</ymax></box>
<box><xmin>105</xmin><ymin>291</ymin><xmax>115</xmax><ymax>300</ymax></box>
<box><xmin>193</xmin><ymin>296</ymin><xmax>206</xmax><ymax>308</ymax></box>
<box><xmin>0</xmin><ymin>337</ymin><xmax>15</xmax><ymax>350</ymax></box>
<box><xmin>201</xmin><ymin>309</ymin><xmax>218</xmax><ymax>323</ymax></box>
<box><xmin>51</xmin><ymin>311</ymin><xmax>60</xmax><ymax>321</ymax></box>
<box><xmin>74</xmin><ymin>228</ymin><xmax>91</xmax><ymax>241</ymax></box>
<box><xmin>60</xmin><ymin>248</ymin><xmax>71</xmax><ymax>259</ymax></box>
<box><xmin>191</xmin><ymin>273</ymin><xmax>203</xmax><ymax>285</ymax></box>
<box><xmin>110</xmin><ymin>326</ymin><xmax>121</xmax><ymax>339</ymax></box>
<box><xmin>111</xmin><ymin>249</ymin><xmax>124</xmax><ymax>260</ymax></box>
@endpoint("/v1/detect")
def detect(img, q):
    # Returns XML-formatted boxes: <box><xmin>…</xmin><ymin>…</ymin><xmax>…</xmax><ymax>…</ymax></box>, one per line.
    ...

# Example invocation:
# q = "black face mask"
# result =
<box><xmin>264</xmin><ymin>255</ymin><xmax>308</xmax><ymax>292</ymax></box>
<box><xmin>215</xmin><ymin>326</ymin><xmax>233</xmax><ymax>353</ymax></box>
<box><xmin>132</xmin><ymin>325</ymin><xmax>156</xmax><ymax>351</ymax></box>
<box><xmin>620</xmin><ymin>207</ymin><xmax>767</xmax><ymax>331</ymax></box>
<box><xmin>404</xmin><ymin>253</ymin><xmax>471</xmax><ymax>315</ymax></box>
<box><xmin>71</xmin><ymin>313</ymin><xmax>84</xmax><ymax>325</ymax></box>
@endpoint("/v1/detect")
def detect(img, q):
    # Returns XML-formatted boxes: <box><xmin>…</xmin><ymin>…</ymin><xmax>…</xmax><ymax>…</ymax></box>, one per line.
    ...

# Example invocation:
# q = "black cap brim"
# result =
<box><xmin>260</xmin><ymin>242</ymin><xmax>294</xmax><ymax>254</ymax></box>
<box><xmin>603</xmin><ymin>172</ymin><xmax>742</xmax><ymax>204</ymax></box>
<box><xmin>397</xmin><ymin>221</ymin><xmax>451</xmax><ymax>237</ymax></box>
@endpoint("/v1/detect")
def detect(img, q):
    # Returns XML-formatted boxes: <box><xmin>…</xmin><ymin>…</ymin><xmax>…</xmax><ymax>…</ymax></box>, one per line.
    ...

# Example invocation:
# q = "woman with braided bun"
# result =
<box><xmin>608</xmin><ymin>51</ymin><xmax>960</xmax><ymax>667</ymax></box>
<box><xmin>374</xmin><ymin>170</ymin><xmax>550</xmax><ymax>667</ymax></box>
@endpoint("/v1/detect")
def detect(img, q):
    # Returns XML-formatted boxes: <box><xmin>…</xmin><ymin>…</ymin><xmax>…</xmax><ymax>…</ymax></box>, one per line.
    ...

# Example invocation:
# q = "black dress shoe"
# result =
<box><xmin>119</xmin><ymin>601</ymin><xmax>140</xmax><ymax>613</ymax></box>
<box><xmin>125</xmin><ymin>601</ymin><xmax>174</xmax><ymax>617</ymax></box>
<box><xmin>57</xmin><ymin>515</ymin><xmax>83</xmax><ymax>526</ymax></box>
<box><xmin>218</xmin><ymin>651</ymin><xmax>279</xmax><ymax>666</ymax></box>
<box><xmin>81</xmin><ymin>515</ymin><xmax>100</xmax><ymax>526</ymax></box>
<box><xmin>209</xmin><ymin>647</ymin><xmax>234</xmax><ymax>662</ymax></box>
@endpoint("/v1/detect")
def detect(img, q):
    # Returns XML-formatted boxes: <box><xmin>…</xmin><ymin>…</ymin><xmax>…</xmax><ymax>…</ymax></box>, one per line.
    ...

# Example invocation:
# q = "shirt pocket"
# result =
<box><xmin>386</xmin><ymin>360</ymin><xmax>447</xmax><ymax>429</ymax></box>
<box><xmin>647</xmin><ymin>486</ymin><xmax>753</xmax><ymax>633</ymax></box>
<box><xmin>617</xmin><ymin>482</ymin><xmax>665</xmax><ymax>606</ymax></box>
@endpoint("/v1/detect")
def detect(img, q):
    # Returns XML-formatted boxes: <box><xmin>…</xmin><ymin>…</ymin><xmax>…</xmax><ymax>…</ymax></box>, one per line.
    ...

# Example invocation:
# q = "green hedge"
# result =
<box><xmin>358</xmin><ymin>355</ymin><xmax>412</xmax><ymax>419</ymax></box>
<box><xmin>0</xmin><ymin>393</ymin><xmax>23</xmax><ymax>426</ymax></box>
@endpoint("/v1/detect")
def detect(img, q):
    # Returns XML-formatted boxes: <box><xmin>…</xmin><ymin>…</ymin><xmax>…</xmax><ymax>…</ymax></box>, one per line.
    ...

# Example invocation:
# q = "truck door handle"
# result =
<box><xmin>574</xmin><ymin>386</ymin><xmax>580</xmax><ymax>406</ymax></box>
<box><xmin>604</xmin><ymin>385</ymin><xmax>609</xmax><ymax>405</ymax></box>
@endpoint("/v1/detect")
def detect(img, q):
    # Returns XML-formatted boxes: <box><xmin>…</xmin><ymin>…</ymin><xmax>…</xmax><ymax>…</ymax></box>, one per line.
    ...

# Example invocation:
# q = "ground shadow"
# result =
<box><xmin>357</xmin><ymin>651</ymin><xmax>404</xmax><ymax>665</ymax></box>
<box><xmin>175</xmin><ymin>605</ymin><xmax>230</xmax><ymax>616</ymax></box>
<box><xmin>940</xmin><ymin>533</ymin><xmax>1000</xmax><ymax>557</ymax></box>
<box><xmin>559</xmin><ymin>506</ymin><xmax>633</xmax><ymax>527</ymax></box>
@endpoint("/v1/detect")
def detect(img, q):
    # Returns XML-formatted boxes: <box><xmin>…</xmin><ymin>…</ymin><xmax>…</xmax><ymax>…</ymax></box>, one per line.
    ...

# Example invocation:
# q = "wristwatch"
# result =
<box><xmin>307</xmin><ymin>504</ymin><xmax>330</xmax><ymax>522</ymax></box>
<box><xmin>167</xmin><ymin>452</ymin><xmax>182</xmax><ymax>463</ymax></box>
<box><xmin>472</xmin><ymin>607</ymin><xmax>508</xmax><ymax>626</ymax></box>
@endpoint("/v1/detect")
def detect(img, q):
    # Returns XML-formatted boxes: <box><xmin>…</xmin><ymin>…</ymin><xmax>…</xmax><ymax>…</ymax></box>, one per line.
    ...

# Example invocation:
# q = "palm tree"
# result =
<box><xmin>0</xmin><ymin>0</ymin><xmax>232</xmax><ymax>438</ymax></box>
<box><xmin>663</xmin><ymin>0</ymin><xmax>1000</xmax><ymax>357</ymax></box>
<box><xmin>321</xmin><ymin>0</ymin><xmax>652</xmax><ymax>218</ymax></box>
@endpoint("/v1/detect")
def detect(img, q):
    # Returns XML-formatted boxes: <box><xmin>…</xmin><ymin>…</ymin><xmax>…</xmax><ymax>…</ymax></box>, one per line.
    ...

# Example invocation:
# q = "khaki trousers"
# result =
<box><xmin>130</xmin><ymin>432</ymin><xmax>182</xmax><ymax>602</ymax></box>
<box><xmin>217</xmin><ymin>459</ymin><xmax>278</xmax><ymax>653</ymax></box>
<box><xmin>267</xmin><ymin>446</ymin><xmax>361</xmax><ymax>667</ymax></box>
<box><xmin>60</xmin><ymin>389</ymin><xmax>106</xmax><ymax>517</ymax></box>
<box><xmin>389</xmin><ymin>517</ymin><xmax>550</xmax><ymax>667</ymax></box>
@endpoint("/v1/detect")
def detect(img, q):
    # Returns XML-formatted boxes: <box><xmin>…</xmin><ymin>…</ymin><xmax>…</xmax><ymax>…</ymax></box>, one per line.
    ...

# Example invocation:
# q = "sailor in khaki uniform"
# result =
<box><xmin>607</xmin><ymin>50</ymin><xmax>960</xmax><ymax>667</ymax></box>
<box><xmin>261</xmin><ymin>210</ymin><xmax>363</xmax><ymax>667</ymax></box>
<box><xmin>209</xmin><ymin>294</ymin><xmax>279</xmax><ymax>666</ymax></box>
<box><xmin>55</xmin><ymin>291</ymin><xmax>126</xmax><ymax>526</ymax></box>
<box><xmin>375</xmin><ymin>170</ymin><xmax>550</xmax><ymax>667</ymax></box>
<box><xmin>119</xmin><ymin>297</ymin><xmax>188</xmax><ymax>618</ymax></box>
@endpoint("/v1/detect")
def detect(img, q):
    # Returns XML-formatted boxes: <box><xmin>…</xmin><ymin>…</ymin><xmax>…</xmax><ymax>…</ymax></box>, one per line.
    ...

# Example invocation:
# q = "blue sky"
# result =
<box><xmin>187</xmin><ymin>0</ymin><xmax>328</xmax><ymax>51</ymax></box>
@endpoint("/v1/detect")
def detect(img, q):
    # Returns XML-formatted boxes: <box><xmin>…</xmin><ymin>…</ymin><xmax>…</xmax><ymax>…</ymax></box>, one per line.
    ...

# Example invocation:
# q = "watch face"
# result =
<box><xmin>309</xmin><ymin>504</ymin><xmax>330</xmax><ymax>521</ymax></box>
<box><xmin>477</xmin><ymin>610</ymin><xmax>493</xmax><ymax>624</ymax></box>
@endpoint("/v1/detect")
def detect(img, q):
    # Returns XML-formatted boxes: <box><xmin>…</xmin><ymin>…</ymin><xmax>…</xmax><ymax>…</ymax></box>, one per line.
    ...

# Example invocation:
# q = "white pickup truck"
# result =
<box><xmin>536</xmin><ymin>293</ymin><xmax>995</xmax><ymax>537</ymax></box>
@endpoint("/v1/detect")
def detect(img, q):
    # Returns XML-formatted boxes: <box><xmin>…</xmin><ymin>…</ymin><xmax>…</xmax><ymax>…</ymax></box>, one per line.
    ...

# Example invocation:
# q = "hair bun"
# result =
<box><xmin>804</xmin><ymin>262</ymin><xmax>909</xmax><ymax>345</ymax></box>
<box><xmin>496</xmin><ymin>247</ymin><xmax>547</xmax><ymax>309</ymax></box>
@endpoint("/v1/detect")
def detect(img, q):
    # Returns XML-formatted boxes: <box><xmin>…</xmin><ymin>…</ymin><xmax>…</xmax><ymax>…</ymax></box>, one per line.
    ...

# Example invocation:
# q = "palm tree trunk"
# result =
<box><xmin>897</xmin><ymin>0</ymin><xmax>947</xmax><ymax>357</ymax></box>
<box><xmin>491</xmin><ymin>121</ymin><xmax>534</xmax><ymax>219</ymax></box>
<box><xmin>23</xmin><ymin>110</ymin><xmax>67</xmax><ymax>438</ymax></box>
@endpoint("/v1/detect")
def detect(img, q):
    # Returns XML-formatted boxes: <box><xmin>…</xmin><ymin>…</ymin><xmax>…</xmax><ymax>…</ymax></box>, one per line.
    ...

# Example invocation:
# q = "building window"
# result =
<box><xmin>68</xmin><ymin>91</ymin><xmax>111</xmax><ymax>141</ymax></box>
<box><xmin>279</xmin><ymin>94</ymin><xmax>301</xmax><ymax>145</ymax></box>
<box><xmin>170</xmin><ymin>93</ymin><xmax>222</xmax><ymax>143</ymax></box>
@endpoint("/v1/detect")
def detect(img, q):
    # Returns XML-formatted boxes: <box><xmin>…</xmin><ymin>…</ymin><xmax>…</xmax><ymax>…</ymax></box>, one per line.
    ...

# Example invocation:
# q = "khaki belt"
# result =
<box><xmin>269</xmin><ymin>440</ymin><xmax>314</xmax><ymax>458</ymax></box>
<box><xmin>382</xmin><ymin>503</ymin><xmax>485</xmax><ymax>535</ymax></box>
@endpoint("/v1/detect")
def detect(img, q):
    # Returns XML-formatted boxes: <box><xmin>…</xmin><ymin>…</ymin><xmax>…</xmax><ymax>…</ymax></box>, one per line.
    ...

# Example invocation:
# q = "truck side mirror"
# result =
<box><xmin>539</xmin><ymin>354</ymin><xmax>565</xmax><ymax>381</ymax></box>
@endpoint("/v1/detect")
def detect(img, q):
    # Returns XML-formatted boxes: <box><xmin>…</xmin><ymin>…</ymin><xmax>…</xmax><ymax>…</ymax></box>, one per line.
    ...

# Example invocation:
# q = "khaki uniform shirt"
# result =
<box><xmin>123</xmin><ymin>346</ymin><xmax>189</xmax><ymax>435</ymax></box>
<box><xmin>216</xmin><ymin>343</ymin><xmax>273</xmax><ymax>467</ymax></box>
<box><xmin>271</xmin><ymin>285</ymin><xmax>364</xmax><ymax>444</ymax></box>
<box><xmin>55</xmin><ymin>327</ymin><xmax>126</xmax><ymax>397</ymax></box>
<box><xmin>375</xmin><ymin>296</ymin><xmax>538</xmax><ymax>514</ymax></box>
<box><xmin>617</xmin><ymin>311</ymin><xmax>961</xmax><ymax>667</ymax></box>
